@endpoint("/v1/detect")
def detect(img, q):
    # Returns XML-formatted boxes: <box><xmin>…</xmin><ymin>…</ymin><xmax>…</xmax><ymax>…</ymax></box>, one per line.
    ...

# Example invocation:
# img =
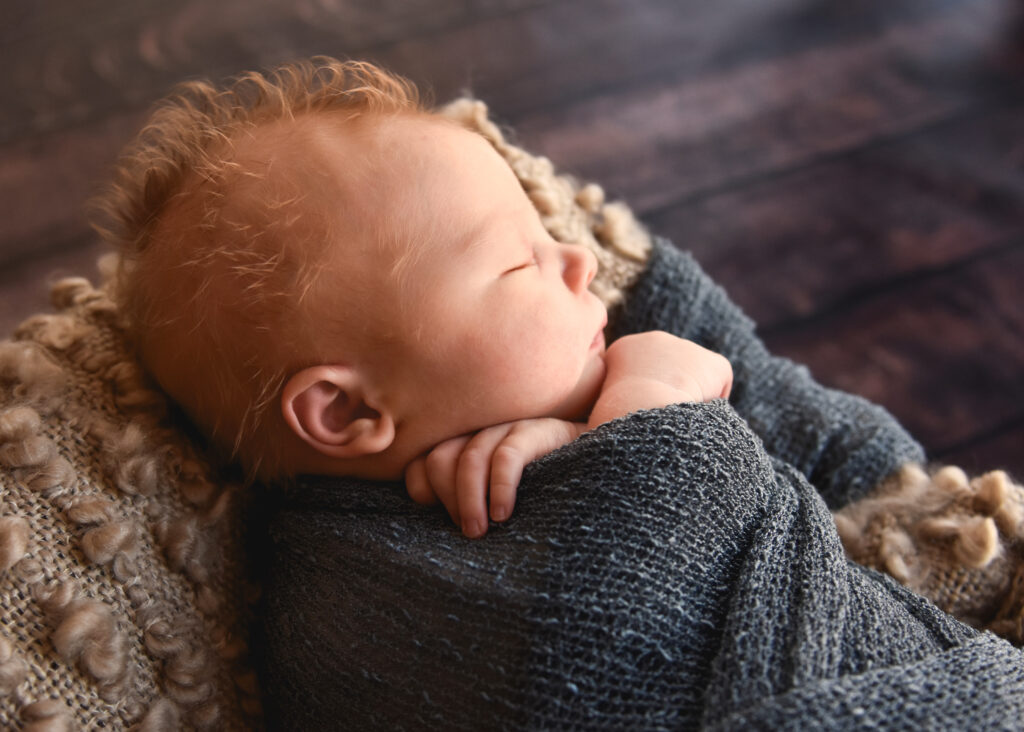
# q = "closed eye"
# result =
<box><xmin>504</xmin><ymin>253</ymin><xmax>538</xmax><ymax>274</ymax></box>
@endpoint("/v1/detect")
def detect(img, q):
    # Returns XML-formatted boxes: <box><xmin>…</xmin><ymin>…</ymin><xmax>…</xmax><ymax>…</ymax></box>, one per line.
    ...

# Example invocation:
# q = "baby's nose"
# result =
<box><xmin>561</xmin><ymin>244</ymin><xmax>598</xmax><ymax>292</ymax></box>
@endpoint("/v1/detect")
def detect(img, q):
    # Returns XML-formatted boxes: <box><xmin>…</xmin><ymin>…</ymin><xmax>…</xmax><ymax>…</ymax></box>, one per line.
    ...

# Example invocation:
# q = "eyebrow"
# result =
<box><xmin>456</xmin><ymin>207</ymin><xmax>512</xmax><ymax>259</ymax></box>
<box><xmin>460</xmin><ymin>196</ymin><xmax>538</xmax><ymax>260</ymax></box>
<box><xmin>459</xmin><ymin>220</ymin><xmax>495</xmax><ymax>257</ymax></box>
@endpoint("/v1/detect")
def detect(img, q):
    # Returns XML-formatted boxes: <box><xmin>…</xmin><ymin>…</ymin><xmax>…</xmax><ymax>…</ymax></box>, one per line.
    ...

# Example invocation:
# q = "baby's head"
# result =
<box><xmin>96</xmin><ymin>58</ymin><xmax>608</xmax><ymax>482</ymax></box>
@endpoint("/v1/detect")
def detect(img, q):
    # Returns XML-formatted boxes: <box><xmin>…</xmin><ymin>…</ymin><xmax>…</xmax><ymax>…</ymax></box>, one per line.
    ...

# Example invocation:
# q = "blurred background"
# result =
<box><xmin>2</xmin><ymin>0</ymin><xmax>1022</xmax><ymax>477</ymax></box>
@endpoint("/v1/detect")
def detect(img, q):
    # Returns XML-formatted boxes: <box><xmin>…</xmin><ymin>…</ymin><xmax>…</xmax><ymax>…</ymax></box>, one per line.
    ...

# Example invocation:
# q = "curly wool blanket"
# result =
<box><xmin>257</xmin><ymin>239</ymin><xmax>1024</xmax><ymax>730</ymax></box>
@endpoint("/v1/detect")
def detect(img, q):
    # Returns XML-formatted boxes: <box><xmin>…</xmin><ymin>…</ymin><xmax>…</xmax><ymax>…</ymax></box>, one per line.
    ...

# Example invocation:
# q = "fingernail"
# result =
<box><xmin>491</xmin><ymin>506</ymin><xmax>509</xmax><ymax>522</ymax></box>
<box><xmin>464</xmin><ymin>519</ymin><xmax>484</xmax><ymax>538</ymax></box>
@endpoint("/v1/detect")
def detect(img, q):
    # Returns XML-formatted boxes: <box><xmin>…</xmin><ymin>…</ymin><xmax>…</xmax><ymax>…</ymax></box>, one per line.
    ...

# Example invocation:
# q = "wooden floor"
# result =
<box><xmin>2</xmin><ymin>0</ymin><xmax>1022</xmax><ymax>478</ymax></box>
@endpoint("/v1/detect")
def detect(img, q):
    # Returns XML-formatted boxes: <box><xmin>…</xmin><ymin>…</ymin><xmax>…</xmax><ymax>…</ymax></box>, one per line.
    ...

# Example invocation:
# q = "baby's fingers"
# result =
<box><xmin>487</xmin><ymin>444</ymin><xmax>525</xmax><ymax>523</ymax></box>
<box><xmin>456</xmin><ymin>424</ymin><xmax>515</xmax><ymax>538</ymax></box>
<box><xmin>404</xmin><ymin>458</ymin><xmax>437</xmax><ymax>505</ymax></box>
<box><xmin>423</xmin><ymin>434</ymin><xmax>472</xmax><ymax>526</ymax></box>
<box><xmin>489</xmin><ymin>420</ymin><xmax>587</xmax><ymax>522</ymax></box>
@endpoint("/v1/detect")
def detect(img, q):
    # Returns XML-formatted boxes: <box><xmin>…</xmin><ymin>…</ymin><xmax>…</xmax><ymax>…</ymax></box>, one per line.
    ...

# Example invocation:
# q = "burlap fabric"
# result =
<box><xmin>835</xmin><ymin>463</ymin><xmax>1024</xmax><ymax>643</ymax></box>
<box><xmin>0</xmin><ymin>272</ymin><xmax>261</xmax><ymax>730</ymax></box>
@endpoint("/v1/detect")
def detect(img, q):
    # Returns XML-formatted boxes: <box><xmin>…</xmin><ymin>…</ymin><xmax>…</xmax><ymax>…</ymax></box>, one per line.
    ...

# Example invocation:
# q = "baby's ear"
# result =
<box><xmin>281</xmin><ymin>365</ymin><xmax>396</xmax><ymax>458</ymax></box>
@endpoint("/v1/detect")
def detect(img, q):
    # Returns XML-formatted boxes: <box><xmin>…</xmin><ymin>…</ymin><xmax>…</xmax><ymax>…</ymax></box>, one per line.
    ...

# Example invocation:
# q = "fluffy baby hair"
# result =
<box><xmin>92</xmin><ymin>57</ymin><xmax>428</xmax><ymax>481</ymax></box>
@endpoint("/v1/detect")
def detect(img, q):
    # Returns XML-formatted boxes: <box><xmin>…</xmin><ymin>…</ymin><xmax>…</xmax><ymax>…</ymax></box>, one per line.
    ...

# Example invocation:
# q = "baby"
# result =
<box><xmin>98</xmin><ymin>58</ymin><xmax>732</xmax><ymax>538</ymax></box>
<box><xmin>99</xmin><ymin>58</ymin><xmax>1024</xmax><ymax>729</ymax></box>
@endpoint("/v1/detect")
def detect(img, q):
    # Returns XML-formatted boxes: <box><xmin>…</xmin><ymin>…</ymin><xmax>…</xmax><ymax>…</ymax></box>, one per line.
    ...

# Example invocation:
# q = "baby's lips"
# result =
<box><xmin>591</xmin><ymin>313</ymin><xmax>608</xmax><ymax>351</ymax></box>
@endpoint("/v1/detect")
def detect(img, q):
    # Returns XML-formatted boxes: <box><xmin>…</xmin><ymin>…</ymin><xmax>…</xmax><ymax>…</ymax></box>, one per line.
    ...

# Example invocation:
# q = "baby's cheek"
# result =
<box><xmin>535</xmin><ymin>338</ymin><xmax>588</xmax><ymax>396</ymax></box>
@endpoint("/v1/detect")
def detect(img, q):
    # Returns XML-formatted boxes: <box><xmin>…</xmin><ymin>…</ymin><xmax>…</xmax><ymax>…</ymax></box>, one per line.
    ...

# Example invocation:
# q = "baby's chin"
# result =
<box><xmin>549</xmin><ymin>350</ymin><xmax>608</xmax><ymax>423</ymax></box>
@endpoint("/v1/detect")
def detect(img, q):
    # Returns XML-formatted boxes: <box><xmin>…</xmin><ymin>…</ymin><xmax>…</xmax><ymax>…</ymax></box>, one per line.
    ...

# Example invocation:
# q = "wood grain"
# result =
<box><xmin>511</xmin><ymin>0</ymin><xmax>1013</xmax><ymax>212</ymax></box>
<box><xmin>765</xmin><ymin>246</ymin><xmax>1024</xmax><ymax>475</ymax></box>
<box><xmin>647</xmin><ymin>103</ymin><xmax>1024</xmax><ymax>328</ymax></box>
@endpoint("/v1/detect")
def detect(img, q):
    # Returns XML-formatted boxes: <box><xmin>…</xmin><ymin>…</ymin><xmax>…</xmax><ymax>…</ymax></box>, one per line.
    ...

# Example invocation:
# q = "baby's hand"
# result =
<box><xmin>404</xmin><ymin>418</ymin><xmax>586</xmax><ymax>539</ymax></box>
<box><xmin>589</xmin><ymin>331</ymin><xmax>732</xmax><ymax>429</ymax></box>
<box><xmin>405</xmin><ymin>333</ymin><xmax>729</xmax><ymax>537</ymax></box>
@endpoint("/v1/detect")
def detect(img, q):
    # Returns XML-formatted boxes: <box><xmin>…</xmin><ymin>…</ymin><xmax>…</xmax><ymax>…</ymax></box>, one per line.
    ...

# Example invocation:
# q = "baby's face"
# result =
<box><xmin>314</xmin><ymin>115</ymin><xmax>608</xmax><ymax>455</ymax></box>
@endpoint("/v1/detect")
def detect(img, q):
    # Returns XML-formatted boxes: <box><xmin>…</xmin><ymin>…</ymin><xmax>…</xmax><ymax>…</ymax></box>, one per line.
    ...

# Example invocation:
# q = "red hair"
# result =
<box><xmin>93</xmin><ymin>58</ymin><xmax>428</xmax><ymax>480</ymax></box>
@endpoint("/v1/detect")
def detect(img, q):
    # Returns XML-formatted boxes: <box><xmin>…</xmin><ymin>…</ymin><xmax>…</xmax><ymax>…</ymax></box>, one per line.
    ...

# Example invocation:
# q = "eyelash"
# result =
<box><xmin>508</xmin><ymin>253</ymin><xmax>538</xmax><ymax>273</ymax></box>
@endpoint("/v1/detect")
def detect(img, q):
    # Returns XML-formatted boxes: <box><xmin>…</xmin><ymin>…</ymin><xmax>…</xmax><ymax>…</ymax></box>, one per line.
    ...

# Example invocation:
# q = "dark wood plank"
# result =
<box><xmin>510</xmin><ymin>0</ymin><xmax>1016</xmax><ymax>212</ymax></box>
<box><xmin>474</xmin><ymin>0</ymin><xmax>991</xmax><ymax>118</ymax></box>
<box><xmin>763</xmin><ymin>245</ymin><xmax>1024</xmax><ymax>469</ymax></box>
<box><xmin>372</xmin><ymin>0</ymin><xmax>970</xmax><ymax>118</ymax></box>
<box><xmin>0</xmin><ymin>0</ymin><xmax>551</xmax><ymax>142</ymax></box>
<box><xmin>3</xmin><ymin>0</ymin><xmax>1007</xmax><ymax>145</ymax></box>
<box><xmin>937</xmin><ymin>422</ymin><xmax>1024</xmax><ymax>480</ymax></box>
<box><xmin>0</xmin><ymin>113</ymin><xmax>146</xmax><ymax>267</ymax></box>
<box><xmin>646</xmin><ymin>103</ymin><xmax>1024</xmax><ymax>328</ymax></box>
<box><xmin>0</xmin><ymin>239</ymin><xmax>107</xmax><ymax>337</ymax></box>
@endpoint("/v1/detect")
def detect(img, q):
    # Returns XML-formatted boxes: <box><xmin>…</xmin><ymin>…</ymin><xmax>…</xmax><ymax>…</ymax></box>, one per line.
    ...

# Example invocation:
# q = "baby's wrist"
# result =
<box><xmin>588</xmin><ymin>377</ymin><xmax>695</xmax><ymax>429</ymax></box>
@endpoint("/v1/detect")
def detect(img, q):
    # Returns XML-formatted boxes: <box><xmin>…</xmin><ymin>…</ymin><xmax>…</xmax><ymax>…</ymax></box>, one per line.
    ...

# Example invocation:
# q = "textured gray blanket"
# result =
<box><xmin>257</xmin><ymin>239</ymin><xmax>1024</xmax><ymax>730</ymax></box>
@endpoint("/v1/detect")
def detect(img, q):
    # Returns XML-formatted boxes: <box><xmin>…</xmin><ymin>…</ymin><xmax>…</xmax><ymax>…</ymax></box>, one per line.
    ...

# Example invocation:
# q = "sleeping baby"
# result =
<box><xmin>101</xmin><ymin>58</ymin><xmax>731</xmax><ymax>538</ymax></box>
<box><xmin>96</xmin><ymin>57</ymin><xmax>1024</xmax><ymax>730</ymax></box>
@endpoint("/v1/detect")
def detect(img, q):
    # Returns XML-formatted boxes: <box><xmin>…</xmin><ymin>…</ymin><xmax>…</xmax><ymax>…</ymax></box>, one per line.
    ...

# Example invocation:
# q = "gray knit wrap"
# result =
<box><xmin>257</xmin><ymin>239</ymin><xmax>1024</xmax><ymax>730</ymax></box>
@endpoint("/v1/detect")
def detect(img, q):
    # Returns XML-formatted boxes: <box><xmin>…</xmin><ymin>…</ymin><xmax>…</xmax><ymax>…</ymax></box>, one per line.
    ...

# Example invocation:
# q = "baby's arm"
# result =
<box><xmin>588</xmin><ymin>331</ymin><xmax>732</xmax><ymax>429</ymax></box>
<box><xmin>617</xmin><ymin>238</ymin><xmax>925</xmax><ymax>508</ymax></box>
<box><xmin>405</xmin><ymin>332</ymin><xmax>732</xmax><ymax>538</ymax></box>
